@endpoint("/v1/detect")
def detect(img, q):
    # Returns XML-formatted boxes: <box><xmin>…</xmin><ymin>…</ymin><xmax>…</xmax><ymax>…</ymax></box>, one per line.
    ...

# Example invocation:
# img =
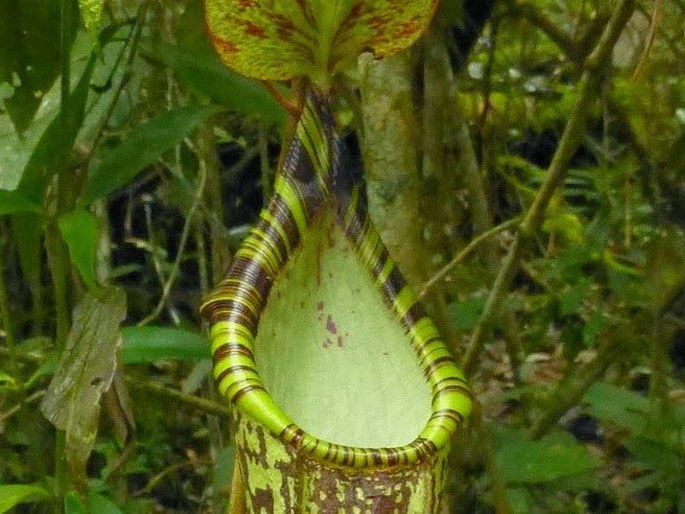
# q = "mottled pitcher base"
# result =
<box><xmin>232</xmin><ymin>411</ymin><xmax>450</xmax><ymax>513</ymax></box>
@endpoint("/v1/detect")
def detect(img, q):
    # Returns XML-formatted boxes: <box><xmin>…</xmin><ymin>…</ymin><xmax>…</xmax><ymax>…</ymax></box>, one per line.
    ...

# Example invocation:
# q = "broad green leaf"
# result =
<box><xmin>87</xmin><ymin>492</ymin><xmax>125</xmax><ymax>514</ymax></box>
<box><xmin>495</xmin><ymin>431</ymin><xmax>599</xmax><ymax>484</ymax></box>
<box><xmin>64</xmin><ymin>492</ymin><xmax>86</xmax><ymax>514</ymax></box>
<box><xmin>624</xmin><ymin>437</ymin><xmax>683</xmax><ymax>475</ymax></box>
<box><xmin>0</xmin><ymin>0</ymin><xmax>76</xmax><ymax>133</ymax></box>
<box><xmin>0</xmin><ymin>90</ymin><xmax>59</xmax><ymax>192</ymax></box>
<box><xmin>0</xmin><ymin>30</ymin><xmax>101</xmax><ymax>193</ymax></box>
<box><xmin>253</xmin><ymin>211</ymin><xmax>431</xmax><ymax>447</ymax></box>
<box><xmin>58</xmin><ymin>208</ymin><xmax>100</xmax><ymax>291</ymax></box>
<box><xmin>0</xmin><ymin>484</ymin><xmax>50</xmax><ymax>513</ymax></box>
<box><xmin>448</xmin><ymin>295</ymin><xmax>487</xmax><ymax>332</ymax></box>
<box><xmin>141</xmin><ymin>41</ymin><xmax>285</xmax><ymax>127</ymax></box>
<box><xmin>120</xmin><ymin>326</ymin><xmax>210</xmax><ymax>363</ymax></box>
<box><xmin>40</xmin><ymin>288</ymin><xmax>127</xmax><ymax>478</ymax></box>
<box><xmin>0</xmin><ymin>190</ymin><xmax>40</xmax><ymax>215</ymax></box>
<box><xmin>18</xmin><ymin>51</ymin><xmax>98</xmax><ymax>203</ymax></box>
<box><xmin>542</xmin><ymin>211</ymin><xmax>584</xmax><ymax>244</ymax></box>
<box><xmin>582</xmin><ymin>310</ymin><xmax>604</xmax><ymax>346</ymax></box>
<box><xmin>583</xmin><ymin>381</ymin><xmax>649</xmax><ymax>434</ymax></box>
<box><xmin>505</xmin><ymin>487</ymin><xmax>534</xmax><ymax>514</ymax></box>
<box><xmin>558</xmin><ymin>278</ymin><xmax>591</xmax><ymax>316</ymax></box>
<box><xmin>205</xmin><ymin>0</ymin><xmax>438</xmax><ymax>82</ymax></box>
<box><xmin>82</xmin><ymin>105</ymin><xmax>221</xmax><ymax>204</ymax></box>
<box><xmin>210</xmin><ymin>446</ymin><xmax>235</xmax><ymax>513</ymax></box>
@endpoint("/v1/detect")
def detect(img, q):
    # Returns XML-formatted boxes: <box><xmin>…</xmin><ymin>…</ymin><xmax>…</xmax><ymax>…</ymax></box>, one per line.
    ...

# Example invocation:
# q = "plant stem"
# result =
<box><xmin>529</xmin><ymin>336</ymin><xmax>619</xmax><ymax>439</ymax></box>
<box><xmin>137</xmin><ymin>157</ymin><xmax>207</xmax><ymax>326</ymax></box>
<box><xmin>459</xmin><ymin>0</ymin><xmax>636</xmax><ymax>376</ymax></box>
<box><xmin>124</xmin><ymin>377</ymin><xmax>231</xmax><ymax>419</ymax></box>
<box><xmin>358</xmin><ymin>52</ymin><xmax>427</xmax><ymax>288</ymax></box>
<box><xmin>418</xmin><ymin>217</ymin><xmax>520</xmax><ymax>299</ymax></box>
<box><xmin>46</xmin><ymin>223</ymin><xmax>70</xmax><ymax>350</ymax></box>
<box><xmin>0</xmin><ymin>228</ymin><xmax>19</xmax><ymax>374</ymax></box>
<box><xmin>472</xmin><ymin>404</ymin><xmax>511</xmax><ymax>514</ymax></box>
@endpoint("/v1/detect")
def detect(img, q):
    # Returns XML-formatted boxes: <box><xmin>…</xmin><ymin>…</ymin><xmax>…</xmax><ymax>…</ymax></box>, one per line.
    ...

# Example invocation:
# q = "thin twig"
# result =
<box><xmin>138</xmin><ymin>159</ymin><xmax>208</xmax><ymax>326</ymax></box>
<box><xmin>529</xmin><ymin>335</ymin><xmax>619</xmax><ymax>439</ymax></box>
<box><xmin>418</xmin><ymin>217</ymin><xmax>521</xmax><ymax>299</ymax></box>
<box><xmin>632</xmin><ymin>0</ymin><xmax>662</xmax><ymax>78</ymax></box>
<box><xmin>124</xmin><ymin>376</ymin><xmax>231</xmax><ymax>420</ymax></box>
<box><xmin>0</xmin><ymin>391</ymin><xmax>46</xmax><ymax>424</ymax></box>
<box><xmin>459</xmin><ymin>0</ymin><xmax>636</xmax><ymax>376</ymax></box>
<box><xmin>0</xmin><ymin>227</ymin><xmax>19</xmax><ymax>374</ymax></box>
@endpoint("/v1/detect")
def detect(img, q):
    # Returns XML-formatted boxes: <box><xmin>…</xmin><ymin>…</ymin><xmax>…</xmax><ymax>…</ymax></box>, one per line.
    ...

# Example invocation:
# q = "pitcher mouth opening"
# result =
<box><xmin>204</xmin><ymin>207</ymin><xmax>472</xmax><ymax>466</ymax></box>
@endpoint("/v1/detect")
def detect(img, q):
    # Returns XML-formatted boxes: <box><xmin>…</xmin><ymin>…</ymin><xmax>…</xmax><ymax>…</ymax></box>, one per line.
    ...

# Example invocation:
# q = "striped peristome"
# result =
<box><xmin>200</xmin><ymin>89</ymin><xmax>472</xmax><ymax>468</ymax></box>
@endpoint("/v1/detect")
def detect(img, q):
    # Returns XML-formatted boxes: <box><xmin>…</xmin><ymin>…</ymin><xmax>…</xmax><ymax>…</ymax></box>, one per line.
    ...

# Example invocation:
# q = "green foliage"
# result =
<box><xmin>0</xmin><ymin>0</ymin><xmax>75</xmax><ymax>134</ymax></box>
<box><xmin>495</xmin><ymin>430</ymin><xmax>600</xmax><ymax>484</ymax></box>
<box><xmin>0</xmin><ymin>484</ymin><xmax>50</xmax><ymax>513</ymax></box>
<box><xmin>0</xmin><ymin>0</ymin><xmax>683</xmax><ymax>512</ymax></box>
<box><xmin>141</xmin><ymin>42</ymin><xmax>286</xmax><ymax>128</ymax></box>
<box><xmin>82</xmin><ymin>105</ymin><xmax>221</xmax><ymax>204</ymax></box>
<box><xmin>58</xmin><ymin>209</ymin><xmax>100</xmax><ymax>291</ymax></box>
<box><xmin>120</xmin><ymin>326</ymin><xmax>209</xmax><ymax>363</ymax></box>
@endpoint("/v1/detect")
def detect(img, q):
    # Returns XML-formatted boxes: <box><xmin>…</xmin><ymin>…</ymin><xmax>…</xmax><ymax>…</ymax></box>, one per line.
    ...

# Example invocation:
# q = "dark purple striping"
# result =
<box><xmin>401</xmin><ymin>303</ymin><xmax>425</xmax><ymax>329</ymax></box>
<box><xmin>213</xmin><ymin>343</ymin><xmax>255</xmax><ymax>361</ymax></box>
<box><xmin>433</xmin><ymin>384</ymin><xmax>474</xmax><ymax>402</ymax></box>
<box><xmin>432</xmin><ymin>408</ymin><xmax>465</xmax><ymax>423</ymax></box>
<box><xmin>423</xmin><ymin>355</ymin><xmax>459</xmax><ymax>377</ymax></box>
<box><xmin>231</xmin><ymin>382</ymin><xmax>267</xmax><ymax>403</ymax></box>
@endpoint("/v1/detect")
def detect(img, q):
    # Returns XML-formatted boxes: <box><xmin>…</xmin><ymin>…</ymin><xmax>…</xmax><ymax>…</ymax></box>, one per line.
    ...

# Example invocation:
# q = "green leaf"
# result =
<box><xmin>120</xmin><ymin>326</ymin><xmax>210</xmax><ymax>363</ymax></box>
<box><xmin>87</xmin><ymin>492</ymin><xmax>125</xmax><ymax>514</ymax></box>
<box><xmin>205</xmin><ymin>0</ymin><xmax>438</xmax><ymax>82</ymax></box>
<box><xmin>58</xmin><ymin>208</ymin><xmax>100</xmax><ymax>291</ymax></box>
<box><xmin>0</xmin><ymin>190</ymin><xmax>40</xmax><ymax>215</ymax></box>
<box><xmin>542</xmin><ymin>211</ymin><xmax>584</xmax><ymax>244</ymax></box>
<box><xmin>582</xmin><ymin>310</ymin><xmax>604</xmax><ymax>346</ymax></box>
<box><xmin>448</xmin><ymin>295</ymin><xmax>487</xmax><ymax>332</ymax></box>
<box><xmin>10</xmin><ymin>213</ymin><xmax>44</xmax><ymax>302</ymax></box>
<box><xmin>141</xmin><ymin>41</ymin><xmax>285</xmax><ymax>128</ymax></box>
<box><xmin>0</xmin><ymin>486</ymin><xmax>47</xmax><ymax>512</ymax></box>
<box><xmin>82</xmin><ymin>105</ymin><xmax>221</xmax><ymax>204</ymax></box>
<box><xmin>0</xmin><ymin>484</ymin><xmax>50</xmax><ymax>513</ymax></box>
<box><xmin>583</xmin><ymin>381</ymin><xmax>649</xmax><ymax>434</ymax></box>
<box><xmin>40</xmin><ymin>288</ymin><xmax>127</xmax><ymax>479</ymax></box>
<box><xmin>505</xmin><ymin>487</ymin><xmax>534</xmax><ymax>514</ymax></box>
<box><xmin>0</xmin><ymin>0</ymin><xmax>76</xmax><ymax>133</ymax></box>
<box><xmin>0</xmin><ymin>92</ymin><xmax>59</xmax><ymax>192</ymax></box>
<box><xmin>558</xmin><ymin>278</ymin><xmax>591</xmax><ymax>316</ymax></box>
<box><xmin>211</xmin><ymin>446</ymin><xmax>235</xmax><ymax>512</ymax></box>
<box><xmin>624</xmin><ymin>437</ymin><xmax>683</xmax><ymax>475</ymax></box>
<box><xmin>18</xmin><ymin>51</ymin><xmax>98</xmax><ymax>203</ymax></box>
<box><xmin>64</xmin><ymin>492</ymin><xmax>86</xmax><ymax>514</ymax></box>
<box><xmin>496</xmin><ymin>432</ymin><xmax>600</xmax><ymax>484</ymax></box>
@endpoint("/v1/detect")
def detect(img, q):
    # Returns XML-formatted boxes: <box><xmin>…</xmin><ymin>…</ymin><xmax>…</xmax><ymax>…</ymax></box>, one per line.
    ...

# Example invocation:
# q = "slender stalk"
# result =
<box><xmin>418</xmin><ymin>217</ymin><xmax>520</xmax><ymax>299</ymax></box>
<box><xmin>0</xmin><ymin>228</ymin><xmax>19</xmax><ymax>374</ymax></box>
<box><xmin>124</xmin><ymin>377</ymin><xmax>231</xmax><ymax>419</ymax></box>
<box><xmin>46</xmin><ymin>219</ymin><xmax>70</xmax><ymax>509</ymax></box>
<box><xmin>472</xmin><ymin>404</ymin><xmax>511</xmax><ymax>514</ymax></box>
<box><xmin>45</xmin><ymin>224</ymin><xmax>70</xmax><ymax>350</ymax></box>
<box><xmin>460</xmin><ymin>0</ymin><xmax>636</xmax><ymax>376</ymax></box>
<box><xmin>137</xmin><ymin>157</ymin><xmax>207</xmax><ymax>326</ymax></box>
<box><xmin>59</xmin><ymin>0</ymin><xmax>72</xmax><ymax>121</ymax></box>
<box><xmin>50</xmin><ymin>0</ymin><xmax>75</xmax><ymax>481</ymax></box>
<box><xmin>529</xmin><ymin>335</ymin><xmax>619</xmax><ymax>439</ymax></box>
